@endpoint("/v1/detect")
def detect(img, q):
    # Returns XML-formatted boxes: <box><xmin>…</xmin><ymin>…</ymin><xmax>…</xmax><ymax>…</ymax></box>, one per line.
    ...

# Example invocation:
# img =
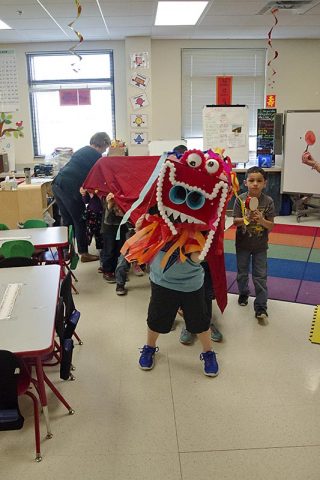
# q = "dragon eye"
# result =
<box><xmin>186</xmin><ymin>190</ymin><xmax>205</xmax><ymax>210</ymax></box>
<box><xmin>205</xmin><ymin>159</ymin><xmax>220</xmax><ymax>174</ymax></box>
<box><xmin>169</xmin><ymin>185</ymin><xmax>187</xmax><ymax>204</ymax></box>
<box><xmin>186</xmin><ymin>153</ymin><xmax>202</xmax><ymax>168</ymax></box>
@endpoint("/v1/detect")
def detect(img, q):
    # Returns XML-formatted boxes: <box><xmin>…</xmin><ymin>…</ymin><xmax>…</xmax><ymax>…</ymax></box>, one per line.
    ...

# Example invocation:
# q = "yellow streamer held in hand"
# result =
<box><xmin>231</xmin><ymin>171</ymin><xmax>249</xmax><ymax>225</ymax></box>
<box><xmin>68</xmin><ymin>0</ymin><xmax>84</xmax><ymax>71</ymax></box>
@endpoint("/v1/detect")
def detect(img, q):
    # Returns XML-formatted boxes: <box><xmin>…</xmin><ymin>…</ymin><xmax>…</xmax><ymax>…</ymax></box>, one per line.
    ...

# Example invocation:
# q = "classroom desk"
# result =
<box><xmin>0</xmin><ymin>226</ymin><xmax>68</xmax><ymax>267</ymax></box>
<box><xmin>0</xmin><ymin>225</ymin><xmax>68</xmax><ymax>249</ymax></box>
<box><xmin>0</xmin><ymin>265</ymin><xmax>61</xmax><ymax>436</ymax></box>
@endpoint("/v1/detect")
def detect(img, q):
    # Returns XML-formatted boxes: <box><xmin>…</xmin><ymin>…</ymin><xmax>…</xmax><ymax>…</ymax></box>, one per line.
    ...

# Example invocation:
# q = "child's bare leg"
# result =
<box><xmin>197</xmin><ymin>329</ymin><xmax>212</xmax><ymax>352</ymax></box>
<box><xmin>147</xmin><ymin>327</ymin><xmax>160</xmax><ymax>347</ymax></box>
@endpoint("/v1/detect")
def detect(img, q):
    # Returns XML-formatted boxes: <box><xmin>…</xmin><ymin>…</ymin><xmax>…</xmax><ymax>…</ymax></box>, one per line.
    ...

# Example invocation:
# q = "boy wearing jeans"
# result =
<box><xmin>233</xmin><ymin>166</ymin><xmax>275</xmax><ymax>323</ymax></box>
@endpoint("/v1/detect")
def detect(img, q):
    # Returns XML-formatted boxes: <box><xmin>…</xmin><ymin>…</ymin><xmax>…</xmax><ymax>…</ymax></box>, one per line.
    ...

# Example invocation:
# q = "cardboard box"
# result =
<box><xmin>108</xmin><ymin>146</ymin><xmax>127</xmax><ymax>157</ymax></box>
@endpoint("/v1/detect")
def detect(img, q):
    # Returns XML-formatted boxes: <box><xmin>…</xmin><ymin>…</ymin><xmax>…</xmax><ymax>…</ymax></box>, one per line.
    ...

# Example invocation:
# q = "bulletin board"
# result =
<box><xmin>203</xmin><ymin>105</ymin><xmax>249</xmax><ymax>163</ymax></box>
<box><xmin>282</xmin><ymin>110</ymin><xmax>320</xmax><ymax>195</ymax></box>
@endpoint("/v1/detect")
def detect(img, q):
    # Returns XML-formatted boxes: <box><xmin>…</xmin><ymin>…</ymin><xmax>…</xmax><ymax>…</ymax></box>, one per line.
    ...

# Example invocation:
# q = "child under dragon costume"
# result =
<box><xmin>121</xmin><ymin>148</ymin><xmax>233</xmax><ymax>312</ymax></box>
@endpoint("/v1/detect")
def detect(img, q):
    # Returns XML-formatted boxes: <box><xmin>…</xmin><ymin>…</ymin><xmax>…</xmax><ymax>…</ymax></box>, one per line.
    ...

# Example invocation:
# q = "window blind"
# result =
<box><xmin>181</xmin><ymin>48</ymin><xmax>266</xmax><ymax>140</ymax></box>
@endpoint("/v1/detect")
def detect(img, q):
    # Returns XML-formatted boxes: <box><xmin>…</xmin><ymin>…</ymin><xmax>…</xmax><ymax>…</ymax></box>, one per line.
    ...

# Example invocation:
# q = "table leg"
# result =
<box><xmin>35</xmin><ymin>357</ymin><xmax>53</xmax><ymax>438</ymax></box>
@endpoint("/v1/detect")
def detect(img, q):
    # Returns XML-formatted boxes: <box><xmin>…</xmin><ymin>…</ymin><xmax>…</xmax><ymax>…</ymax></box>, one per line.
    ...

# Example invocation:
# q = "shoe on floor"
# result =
<box><xmin>210</xmin><ymin>323</ymin><xmax>223</xmax><ymax>342</ymax></box>
<box><xmin>116</xmin><ymin>284</ymin><xmax>127</xmax><ymax>296</ymax></box>
<box><xmin>139</xmin><ymin>345</ymin><xmax>159</xmax><ymax>370</ymax></box>
<box><xmin>81</xmin><ymin>253</ymin><xmax>100</xmax><ymax>263</ymax></box>
<box><xmin>179</xmin><ymin>328</ymin><xmax>193</xmax><ymax>345</ymax></box>
<box><xmin>103</xmin><ymin>272</ymin><xmax>116</xmax><ymax>283</ymax></box>
<box><xmin>200</xmin><ymin>351</ymin><xmax>219</xmax><ymax>377</ymax></box>
<box><xmin>238</xmin><ymin>294</ymin><xmax>249</xmax><ymax>306</ymax></box>
<box><xmin>132</xmin><ymin>262</ymin><xmax>144</xmax><ymax>276</ymax></box>
<box><xmin>255</xmin><ymin>308</ymin><xmax>268</xmax><ymax>324</ymax></box>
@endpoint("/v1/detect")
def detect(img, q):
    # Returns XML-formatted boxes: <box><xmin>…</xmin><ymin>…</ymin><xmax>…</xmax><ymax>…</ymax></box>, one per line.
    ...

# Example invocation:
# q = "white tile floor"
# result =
<box><xmin>1</xmin><ymin>213</ymin><xmax>320</xmax><ymax>479</ymax></box>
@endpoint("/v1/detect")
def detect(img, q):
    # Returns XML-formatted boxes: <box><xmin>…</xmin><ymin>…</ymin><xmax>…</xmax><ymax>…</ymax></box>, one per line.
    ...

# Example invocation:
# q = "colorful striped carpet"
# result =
<box><xmin>224</xmin><ymin>224</ymin><xmax>320</xmax><ymax>305</ymax></box>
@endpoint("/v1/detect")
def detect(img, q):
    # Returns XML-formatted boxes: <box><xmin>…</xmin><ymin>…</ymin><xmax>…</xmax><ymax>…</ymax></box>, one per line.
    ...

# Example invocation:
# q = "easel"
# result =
<box><xmin>290</xmin><ymin>194</ymin><xmax>320</xmax><ymax>222</ymax></box>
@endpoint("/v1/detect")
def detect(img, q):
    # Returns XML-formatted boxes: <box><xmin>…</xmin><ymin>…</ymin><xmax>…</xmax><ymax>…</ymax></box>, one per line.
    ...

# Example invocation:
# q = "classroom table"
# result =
<box><xmin>0</xmin><ymin>226</ymin><xmax>68</xmax><ymax>266</ymax></box>
<box><xmin>0</xmin><ymin>264</ymin><xmax>73</xmax><ymax>438</ymax></box>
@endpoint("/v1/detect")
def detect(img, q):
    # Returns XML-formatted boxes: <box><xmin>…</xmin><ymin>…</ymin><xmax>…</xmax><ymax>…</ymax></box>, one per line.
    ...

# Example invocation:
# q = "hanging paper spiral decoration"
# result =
<box><xmin>68</xmin><ymin>0</ymin><xmax>84</xmax><ymax>71</ymax></box>
<box><xmin>267</xmin><ymin>8</ymin><xmax>279</xmax><ymax>89</ymax></box>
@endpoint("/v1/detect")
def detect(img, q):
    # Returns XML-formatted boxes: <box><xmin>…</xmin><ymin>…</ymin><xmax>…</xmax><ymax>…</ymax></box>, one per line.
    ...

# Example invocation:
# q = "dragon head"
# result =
<box><xmin>156</xmin><ymin>149</ymin><xmax>231</xmax><ymax>259</ymax></box>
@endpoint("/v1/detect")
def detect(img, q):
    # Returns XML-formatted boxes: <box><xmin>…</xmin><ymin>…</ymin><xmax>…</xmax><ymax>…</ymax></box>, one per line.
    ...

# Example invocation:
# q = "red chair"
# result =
<box><xmin>0</xmin><ymin>350</ymin><xmax>42</xmax><ymax>461</ymax></box>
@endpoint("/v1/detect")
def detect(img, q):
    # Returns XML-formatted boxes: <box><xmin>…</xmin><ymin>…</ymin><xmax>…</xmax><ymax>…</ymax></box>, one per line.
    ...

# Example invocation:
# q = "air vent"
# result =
<box><xmin>257</xmin><ymin>0</ymin><xmax>320</xmax><ymax>14</ymax></box>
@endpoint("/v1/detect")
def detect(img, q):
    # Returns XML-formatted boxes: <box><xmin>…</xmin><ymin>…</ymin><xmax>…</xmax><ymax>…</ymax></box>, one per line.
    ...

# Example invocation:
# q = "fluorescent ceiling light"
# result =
<box><xmin>0</xmin><ymin>19</ymin><xmax>11</xmax><ymax>29</ymax></box>
<box><xmin>155</xmin><ymin>1</ymin><xmax>208</xmax><ymax>26</ymax></box>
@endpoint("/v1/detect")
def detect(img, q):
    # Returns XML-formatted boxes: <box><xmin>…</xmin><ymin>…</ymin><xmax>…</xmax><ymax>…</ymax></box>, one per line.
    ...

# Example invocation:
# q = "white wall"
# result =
<box><xmin>1</xmin><ymin>38</ymin><xmax>320</xmax><ymax>165</ymax></box>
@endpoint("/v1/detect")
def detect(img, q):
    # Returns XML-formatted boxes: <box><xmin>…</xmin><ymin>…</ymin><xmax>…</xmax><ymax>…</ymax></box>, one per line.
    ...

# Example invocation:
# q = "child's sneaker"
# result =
<box><xmin>210</xmin><ymin>323</ymin><xmax>223</xmax><ymax>342</ymax></box>
<box><xmin>200</xmin><ymin>351</ymin><xmax>219</xmax><ymax>377</ymax></box>
<box><xmin>103</xmin><ymin>272</ymin><xmax>116</xmax><ymax>283</ymax></box>
<box><xmin>116</xmin><ymin>284</ymin><xmax>127</xmax><ymax>296</ymax></box>
<box><xmin>133</xmin><ymin>262</ymin><xmax>144</xmax><ymax>276</ymax></box>
<box><xmin>179</xmin><ymin>328</ymin><xmax>193</xmax><ymax>345</ymax></box>
<box><xmin>255</xmin><ymin>308</ymin><xmax>268</xmax><ymax>324</ymax></box>
<box><xmin>139</xmin><ymin>345</ymin><xmax>159</xmax><ymax>370</ymax></box>
<box><xmin>238</xmin><ymin>294</ymin><xmax>249</xmax><ymax>306</ymax></box>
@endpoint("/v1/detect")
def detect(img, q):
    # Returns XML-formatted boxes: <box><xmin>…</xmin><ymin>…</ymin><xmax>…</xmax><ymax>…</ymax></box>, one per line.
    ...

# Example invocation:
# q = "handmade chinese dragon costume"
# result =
<box><xmin>83</xmin><ymin>149</ymin><xmax>234</xmax><ymax>312</ymax></box>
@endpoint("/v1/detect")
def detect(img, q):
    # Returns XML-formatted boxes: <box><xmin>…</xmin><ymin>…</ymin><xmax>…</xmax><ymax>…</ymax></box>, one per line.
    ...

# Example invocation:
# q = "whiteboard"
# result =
<box><xmin>282</xmin><ymin>110</ymin><xmax>320</xmax><ymax>195</ymax></box>
<box><xmin>203</xmin><ymin>105</ymin><xmax>249</xmax><ymax>163</ymax></box>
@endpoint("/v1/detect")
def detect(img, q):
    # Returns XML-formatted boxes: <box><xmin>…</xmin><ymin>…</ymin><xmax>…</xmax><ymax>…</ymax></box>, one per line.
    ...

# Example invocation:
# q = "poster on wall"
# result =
<box><xmin>216</xmin><ymin>76</ymin><xmax>232</xmax><ymax>105</ymax></box>
<box><xmin>130</xmin><ymin>52</ymin><xmax>149</xmax><ymax>69</ymax></box>
<box><xmin>130</xmin><ymin>72</ymin><xmax>149</xmax><ymax>90</ymax></box>
<box><xmin>59</xmin><ymin>89</ymin><xmax>91</xmax><ymax>106</ymax></box>
<box><xmin>131</xmin><ymin>131</ymin><xmax>148</xmax><ymax>145</ymax></box>
<box><xmin>256</xmin><ymin>108</ymin><xmax>276</xmax><ymax>167</ymax></box>
<box><xmin>130</xmin><ymin>114</ymin><xmax>148</xmax><ymax>128</ymax></box>
<box><xmin>0</xmin><ymin>49</ymin><xmax>19</xmax><ymax>112</ymax></box>
<box><xmin>130</xmin><ymin>93</ymin><xmax>149</xmax><ymax>110</ymax></box>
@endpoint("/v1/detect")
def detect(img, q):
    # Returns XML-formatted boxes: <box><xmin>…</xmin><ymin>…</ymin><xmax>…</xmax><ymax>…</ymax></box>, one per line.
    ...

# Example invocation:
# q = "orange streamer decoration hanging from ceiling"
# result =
<box><xmin>267</xmin><ymin>8</ymin><xmax>279</xmax><ymax>89</ymax></box>
<box><xmin>68</xmin><ymin>0</ymin><xmax>84</xmax><ymax>71</ymax></box>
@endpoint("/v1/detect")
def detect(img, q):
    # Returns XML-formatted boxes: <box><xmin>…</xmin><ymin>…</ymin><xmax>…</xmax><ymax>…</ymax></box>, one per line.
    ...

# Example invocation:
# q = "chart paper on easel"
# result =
<box><xmin>203</xmin><ymin>106</ymin><xmax>249</xmax><ymax>163</ymax></box>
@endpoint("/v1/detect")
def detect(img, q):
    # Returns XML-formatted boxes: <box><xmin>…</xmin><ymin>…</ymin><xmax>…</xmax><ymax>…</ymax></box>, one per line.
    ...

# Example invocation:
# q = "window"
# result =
<box><xmin>182</xmin><ymin>48</ymin><xmax>266</xmax><ymax>161</ymax></box>
<box><xmin>27</xmin><ymin>51</ymin><xmax>115</xmax><ymax>156</ymax></box>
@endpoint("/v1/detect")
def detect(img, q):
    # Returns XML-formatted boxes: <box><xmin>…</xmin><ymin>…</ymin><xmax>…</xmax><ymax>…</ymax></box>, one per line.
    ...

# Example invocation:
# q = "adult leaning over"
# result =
<box><xmin>52</xmin><ymin>132</ymin><xmax>111</xmax><ymax>262</ymax></box>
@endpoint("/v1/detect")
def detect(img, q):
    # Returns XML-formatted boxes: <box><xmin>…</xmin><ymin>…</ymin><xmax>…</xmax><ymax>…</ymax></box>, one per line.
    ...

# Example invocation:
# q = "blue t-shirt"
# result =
<box><xmin>149</xmin><ymin>250</ymin><xmax>204</xmax><ymax>292</ymax></box>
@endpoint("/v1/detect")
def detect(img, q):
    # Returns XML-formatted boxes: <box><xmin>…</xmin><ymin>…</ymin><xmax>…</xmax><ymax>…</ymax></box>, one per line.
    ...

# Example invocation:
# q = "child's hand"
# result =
<box><xmin>252</xmin><ymin>209</ymin><xmax>263</xmax><ymax>224</ymax></box>
<box><xmin>80</xmin><ymin>186</ymin><xmax>87</xmax><ymax>195</ymax></box>
<box><xmin>190</xmin><ymin>251</ymin><xmax>201</xmax><ymax>263</ymax></box>
<box><xmin>106</xmin><ymin>192</ymin><xmax>115</xmax><ymax>202</ymax></box>
<box><xmin>302</xmin><ymin>152</ymin><xmax>316</xmax><ymax>168</ymax></box>
<box><xmin>135</xmin><ymin>214</ymin><xmax>146</xmax><ymax>231</ymax></box>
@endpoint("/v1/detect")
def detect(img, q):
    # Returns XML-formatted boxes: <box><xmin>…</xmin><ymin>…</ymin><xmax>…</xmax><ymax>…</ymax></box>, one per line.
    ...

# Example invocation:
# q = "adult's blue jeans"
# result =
<box><xmin>52</xmin><ymin>182</ymin><xmax>88</xmax><ymax>254</ymax></box>
<box><xmin>236</xmin><ymin>249</ymin><xmax>268</xmax><ymax>312</ymax></box>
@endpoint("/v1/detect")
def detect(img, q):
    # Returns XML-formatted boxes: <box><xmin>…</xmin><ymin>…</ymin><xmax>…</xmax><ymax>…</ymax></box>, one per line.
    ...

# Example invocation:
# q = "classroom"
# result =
<box><xmin>0</xmin><ymin>1</ymin><xmax>320</xmax><ymax>479</ymax></box>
